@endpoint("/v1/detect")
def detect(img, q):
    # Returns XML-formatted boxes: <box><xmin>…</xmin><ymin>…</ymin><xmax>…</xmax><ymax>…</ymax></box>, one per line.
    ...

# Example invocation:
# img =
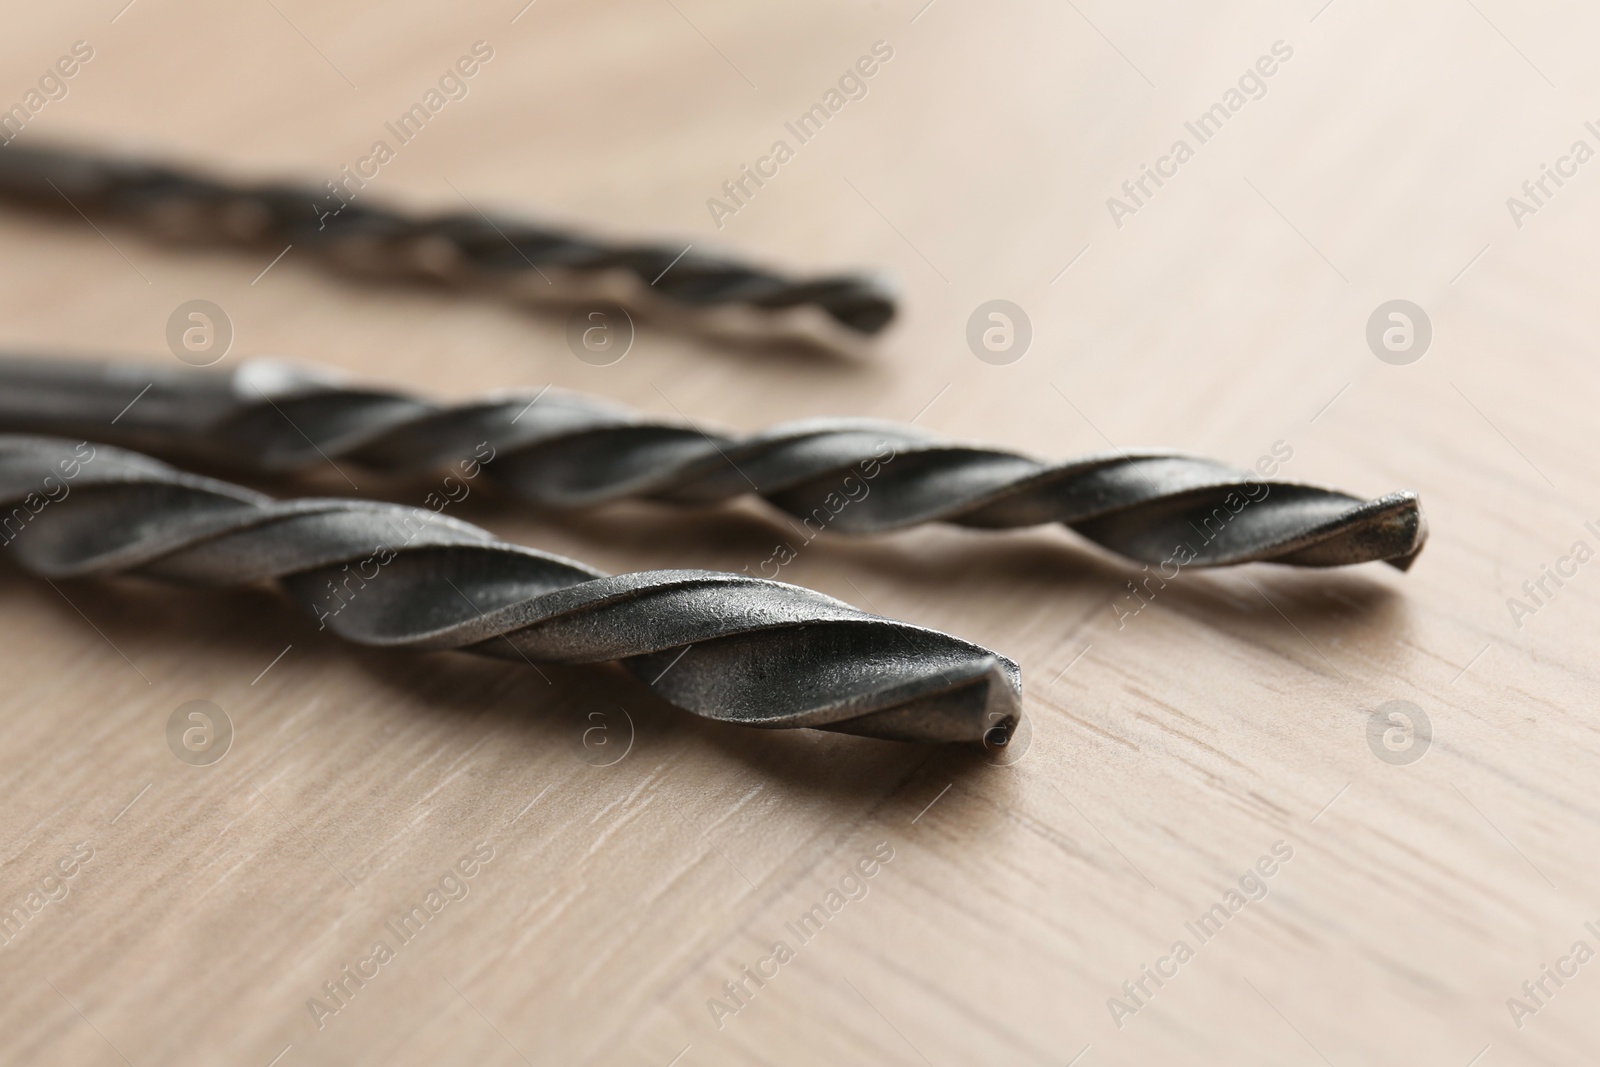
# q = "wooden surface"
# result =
<box><xmin>1</xmin><ymin>2</ymin><xmax>1597</xmax><ymax>1064</ymax></box>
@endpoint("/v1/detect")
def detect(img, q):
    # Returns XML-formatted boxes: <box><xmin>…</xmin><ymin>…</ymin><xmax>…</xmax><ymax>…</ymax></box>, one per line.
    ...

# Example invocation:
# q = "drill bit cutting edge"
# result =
<box><xmin>0</xmin><ymin>436</ymin><xmax>1020</xmax><ymax>744</ymax></box>
<box><xmin>0</xmin><ymin>356</ymin><xmax>1429</xmax><ymax>572</ymax></box>
<box><xmin>0</xmin><ymin>143</ymin><xmax>896</xmax><ymax>335</ymax></box>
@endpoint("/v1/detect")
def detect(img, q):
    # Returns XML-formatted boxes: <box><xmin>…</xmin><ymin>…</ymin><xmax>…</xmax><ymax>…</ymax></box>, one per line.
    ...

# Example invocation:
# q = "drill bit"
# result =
<box><xmin>0</xmin><ymin>355</ymin><xmax>1428</xmax><ymax>570</ymax></box>
<box><xmin>0</xmin><ymin>435</ymin><xmax>1018</xmax><ymax>744</ymax></box>
<box><xmin>0</xmin><ymin>143</ymin><xmax>896</xmax><ymax>334</ymax></box>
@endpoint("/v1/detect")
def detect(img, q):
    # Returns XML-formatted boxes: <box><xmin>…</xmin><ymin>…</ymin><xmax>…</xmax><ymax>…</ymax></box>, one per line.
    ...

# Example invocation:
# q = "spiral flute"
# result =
<box><xmin>0</xmin><ymin>143</ymin><xmax>895</xmax><ymax>334</ymax></box>
<box><xmin>0</xmin><ymin>356</ymin><xmax>1428</xmax><ymax>571</ymax></box>
<box><xmin>0</xmin><ymin>436</ymin><xmax>1018</xmax><ymax>743</ymax></box>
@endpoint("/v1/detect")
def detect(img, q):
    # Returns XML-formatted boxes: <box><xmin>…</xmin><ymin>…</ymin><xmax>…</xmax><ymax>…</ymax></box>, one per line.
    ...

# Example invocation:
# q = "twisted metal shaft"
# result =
<box><xmin>0</xmin><ymin>143</ymin><xmax>895</xmax><ymax>334</ymax></box>
<box><xmin>0</xmin><ymin>356</ymin><xmax>1428</xmax><ymax>571</ymax></box>
<box><xmin>0</xmin><ymin>435</ymin><xmax>1018</xmax><ymax>744</ymax></box>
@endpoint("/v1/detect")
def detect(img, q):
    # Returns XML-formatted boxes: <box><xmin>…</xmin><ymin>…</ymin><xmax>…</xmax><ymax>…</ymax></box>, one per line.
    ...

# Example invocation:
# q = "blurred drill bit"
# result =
<box><xmin>0</xmin><ymin>143</ymin><xmax>896</xmax><ymax>334</ymax></box>
<box><xmin>0</xmin><ymin>435</ymin><xmax>1018</xmax><ymax>744</ymax></box>
<box><xmin>0</xmin><ymin>355</ymin><xmax>1428</xmax><ymax>571</ymax></box>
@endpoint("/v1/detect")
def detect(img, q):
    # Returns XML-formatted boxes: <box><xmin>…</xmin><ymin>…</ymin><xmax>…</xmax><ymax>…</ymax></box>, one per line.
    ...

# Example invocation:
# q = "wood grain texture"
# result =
<box><xmin>0</xmin><ymin>1</ymin><xmax>1595</xmax><ymax>1064</ymax></box>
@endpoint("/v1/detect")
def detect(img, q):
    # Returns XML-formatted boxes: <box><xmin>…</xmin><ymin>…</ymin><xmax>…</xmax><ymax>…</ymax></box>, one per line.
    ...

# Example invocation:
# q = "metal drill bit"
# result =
<box><xmin>0</xmin><ymin>143</ymin><xmax>896</xmax><ymax>334</ymax></box>
<box><xmin>0</xmin><ymin>435</ymin><xmax>1018</xmax><ymax>744</ymax></box>
<box><xmin>0</xmin><ymin>355</ymin><xmax>1428</xmax><ymax>571</ymax></box>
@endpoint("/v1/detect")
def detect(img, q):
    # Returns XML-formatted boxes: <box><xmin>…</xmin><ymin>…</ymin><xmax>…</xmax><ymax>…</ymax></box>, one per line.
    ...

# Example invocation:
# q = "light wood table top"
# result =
<box><xmin>1</xmin><ymin>2</ymin><xmax>1595</xmax><ymax>1064</ymax></box>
